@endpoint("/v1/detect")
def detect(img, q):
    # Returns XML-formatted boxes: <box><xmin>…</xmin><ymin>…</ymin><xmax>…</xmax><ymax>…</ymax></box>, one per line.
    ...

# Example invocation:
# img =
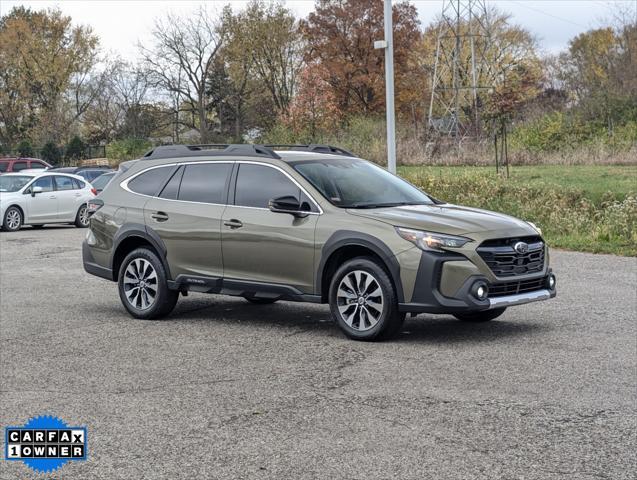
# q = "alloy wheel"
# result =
<box><xmin>79</xmin><ymin>206</ymin><xmax>89</xmax><ymax>226</ymax></box>
<box><xmin>123</xmin><ymin>258</ymin><xmax>158</xmax><ymax>310</ymax></box>
<box><xmin>336</xmin><ymin>270</ymin><xmax>384</xmax><ymax>331</ymax></box>
<box><xmin>6</xmin><ymin>209</ymin><xmax>21</xmax><ymax>230</ymax></box>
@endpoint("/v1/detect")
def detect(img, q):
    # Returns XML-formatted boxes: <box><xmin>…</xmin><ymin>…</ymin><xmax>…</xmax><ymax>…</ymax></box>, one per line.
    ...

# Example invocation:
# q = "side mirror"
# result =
<box><xmin>268</xmin><ymin>195</ymin><xmax>307</xmax><ymax>217</ymax></box>
<box><xmin>31</xmin><ymin>186</ymin><xmax>43</xmax><ymax>197</ymax></box>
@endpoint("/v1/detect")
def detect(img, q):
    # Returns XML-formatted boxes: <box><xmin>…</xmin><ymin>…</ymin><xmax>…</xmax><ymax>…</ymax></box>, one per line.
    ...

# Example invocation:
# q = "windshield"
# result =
<box><xmin>292</xmin><ymin>159</ymin><xmax>433</xmax><ymax>208</ymax></box>
<box><xmin>0</xmin><ymin>175</ymin><xmax>32</xmax><ymax>192</ymax></box>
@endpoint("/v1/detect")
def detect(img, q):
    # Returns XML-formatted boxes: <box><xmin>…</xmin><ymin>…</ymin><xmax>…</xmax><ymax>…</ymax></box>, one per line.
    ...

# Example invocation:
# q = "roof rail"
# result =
<box><xmin>264</xmin><ymin>144</ymin><xmax>355</xmax><ymax>157</ymax></box>
<box><xmin>141</xmin><ymin>144</ymin><xmax>281</xmax><ymax>160</ymax></box>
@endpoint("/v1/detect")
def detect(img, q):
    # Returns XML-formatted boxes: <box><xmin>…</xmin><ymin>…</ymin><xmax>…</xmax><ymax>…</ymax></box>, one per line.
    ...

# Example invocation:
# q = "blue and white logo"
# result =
<box><xmin>5</xmin><ymin>415</ymin><xmax>88</xmax><ymax>474</ymax></box>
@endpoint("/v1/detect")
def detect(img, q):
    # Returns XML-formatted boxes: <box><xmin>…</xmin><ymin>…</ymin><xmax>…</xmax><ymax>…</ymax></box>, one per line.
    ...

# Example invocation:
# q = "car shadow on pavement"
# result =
<box><xmin>118</xmin><ymin>296</ymin><xmax>549</xmax><ymax>343</ymax></box>
<box><xmin>394</xmin><ymin>315</ymin><xmax>550</xmax><ymax>343</ymax></box>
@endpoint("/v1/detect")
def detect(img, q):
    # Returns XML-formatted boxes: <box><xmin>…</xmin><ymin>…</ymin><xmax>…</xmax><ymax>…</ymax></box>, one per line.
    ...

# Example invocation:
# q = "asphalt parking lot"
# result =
<box><xmin>1</xmin><ymin>226</ymin><xmax>635</xmax><ymax>479</ymax></box>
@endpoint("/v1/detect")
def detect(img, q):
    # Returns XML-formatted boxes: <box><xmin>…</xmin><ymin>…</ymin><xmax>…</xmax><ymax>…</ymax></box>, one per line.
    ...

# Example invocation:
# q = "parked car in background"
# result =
<box><xmin>0</xmin><ymin>171</ymin><xmax>95</xmax><ymax>231</ymax></box>
<box><xmin>91</xmin><ymin>171</ymin><xmax>116</xmax><ymax>193</ymax></box>
<box><xmin>0</xmin><ymin>157</ymin><xmax>51</xmax><ymax>173</ymax></box>
<box><xmin>49</xmin><ymin>165</ymin><xmax>113</xmax><ymax>182</ymax></box>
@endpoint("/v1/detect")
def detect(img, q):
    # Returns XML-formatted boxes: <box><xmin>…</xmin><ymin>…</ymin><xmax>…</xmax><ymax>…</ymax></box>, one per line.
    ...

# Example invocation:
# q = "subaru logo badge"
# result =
<box><xmin>514</xmin><ymin>241</ymin><xmax>529</xmax><ymax>254</ymax></box>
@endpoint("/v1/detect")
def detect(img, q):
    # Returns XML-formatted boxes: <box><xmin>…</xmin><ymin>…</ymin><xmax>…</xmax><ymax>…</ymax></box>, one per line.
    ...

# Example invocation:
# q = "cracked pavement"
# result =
<box><xmin>1</xmin><ymin>226</ymin><xmax>635</xmax><ymax>479</ymax></box>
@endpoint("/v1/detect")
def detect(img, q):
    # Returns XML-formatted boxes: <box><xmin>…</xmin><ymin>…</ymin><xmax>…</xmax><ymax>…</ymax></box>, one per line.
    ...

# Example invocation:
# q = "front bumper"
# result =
<box><xmin>398</xmin><ymin>251</ymin><xmax>556</xmax><ymax>314</ymax></box>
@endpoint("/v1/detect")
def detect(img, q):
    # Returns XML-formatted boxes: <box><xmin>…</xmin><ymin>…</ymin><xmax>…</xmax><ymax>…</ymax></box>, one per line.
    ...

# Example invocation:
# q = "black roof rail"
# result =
<box><xmin>264</xmin><ymin>144</ymin><xmax>355</xmax><ymax>157</ymax></box>
<box><xmin>141</xmin><ymin>144</ymin><xmax>281</xmax><ymax>160</ymax></box>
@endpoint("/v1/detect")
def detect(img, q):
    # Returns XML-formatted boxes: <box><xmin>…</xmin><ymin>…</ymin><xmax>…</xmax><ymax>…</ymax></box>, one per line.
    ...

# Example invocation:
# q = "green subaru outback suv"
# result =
<box><xmin>82</xmin><ymin>144</ymin><xmax>556</xmax><ymax>341</ymax></box>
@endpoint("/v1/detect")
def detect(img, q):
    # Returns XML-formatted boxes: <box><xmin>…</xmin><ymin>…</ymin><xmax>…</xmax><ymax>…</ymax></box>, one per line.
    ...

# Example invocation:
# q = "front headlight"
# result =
<box><xmin>395</xmin><ymin>227</ymin><xmax>472</xmax><ymax>252</ymax></box>
<box><xmin>526</xmin><ymin>221</ymin><xmax>542</xmax><ymax>235</ymax></box>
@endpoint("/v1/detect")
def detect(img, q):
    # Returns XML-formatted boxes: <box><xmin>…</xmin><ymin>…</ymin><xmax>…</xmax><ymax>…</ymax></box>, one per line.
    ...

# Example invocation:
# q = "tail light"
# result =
<box><xmin>91</xmin><ymin>188</ymin><xmax>97</xmax><ymax>196</ymax></box>
<box><xmin>87</xmin><ymin>199</ymin><xmax>103</xmax><ymax>216</ymax></box>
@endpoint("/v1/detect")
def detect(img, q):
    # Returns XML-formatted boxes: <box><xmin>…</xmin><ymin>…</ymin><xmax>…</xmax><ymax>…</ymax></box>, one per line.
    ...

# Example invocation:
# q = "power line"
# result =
<box><xmin>506</xmin><ymin>1</ymin><xmax>588</xmax><ymax>29</ymax></box>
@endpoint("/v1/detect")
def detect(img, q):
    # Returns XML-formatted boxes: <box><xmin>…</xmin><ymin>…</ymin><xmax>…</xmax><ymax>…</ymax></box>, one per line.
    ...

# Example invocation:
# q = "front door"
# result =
<box><xmin>143</xmin><ymin>162</ymin><xmax>232</xmax><ymax>279</ymax></box>
<box><xmin>25</xmin><ymin>176</ymin><xmax>58</xmax><ymax>223</ymax></box>
<box><xmin>222</xmin><ymin>163</ymin><xmax>319</xmax><ymax>293</ymax></box>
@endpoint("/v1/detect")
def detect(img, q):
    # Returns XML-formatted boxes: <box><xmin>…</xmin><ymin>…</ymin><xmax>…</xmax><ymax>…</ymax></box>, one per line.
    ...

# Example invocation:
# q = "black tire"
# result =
<box><xmin>31</xmin><ymin>225</ymin><xmax>45</xmax><ymax>229</ymax></box>
<box><xmin>2</xmin><ymin>206</ymin><xmax>23</xmax><ymax>232</ymax></box>
<box><xmin>74</xmin><ymin>204</ymin><xmax>90</xmax><ymax>228</ymax></box>
<box><xmin>243</xmin><ymin>297</ymin><xmax>278</xmax><ymax>305</ymax></box>
<box><xmin>117</xmin><ymin>248</ymin><xmax>178</xmax><ymax>320</ymax></box>
<box><xmin>453</xmin><ymin>307</ymin><xmax>507</xmax><ymax>323</ymax></box>
<box><xmin>329</xmin><ymin>256</ymin><xmax>405</xmax><ymax>341</ymax></box>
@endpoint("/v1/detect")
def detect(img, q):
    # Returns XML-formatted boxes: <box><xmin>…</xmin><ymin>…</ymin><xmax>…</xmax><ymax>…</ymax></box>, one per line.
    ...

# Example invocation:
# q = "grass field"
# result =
<box><xmin>398</xmin><ymin>164</ymin><xmax>637</xmax><ymax>256</ymax></box>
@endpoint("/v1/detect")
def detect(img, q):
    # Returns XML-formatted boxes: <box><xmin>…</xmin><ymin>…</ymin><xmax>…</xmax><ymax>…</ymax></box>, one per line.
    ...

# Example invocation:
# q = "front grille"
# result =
<box><xmin>489</xmin><ymin>277</ymin><xmax>547</xmax><ymax>297</ymax></box>
<box><xmin>477</xmin><ymin>236</ymin><xmax>545</xmax><ymax>277</ymax></box>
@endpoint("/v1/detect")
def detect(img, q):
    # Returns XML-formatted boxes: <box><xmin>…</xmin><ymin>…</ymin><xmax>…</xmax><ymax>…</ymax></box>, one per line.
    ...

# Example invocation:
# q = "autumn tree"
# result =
<box><xmin>140</xmin><ymin>7</ymin><xmax>225</xmax><ymax>143</ymax></box>
<box><xmin>282</xmin><ymin>62</ymin><xmax>341</xmax><ymax>139</ymax></box>
<box><xmin>301</xmin><ymin>0</ymin><xmax>421</xmax><ymax>116</ymax></box>
<box><xmin>0</xmin><ymin>7</ymin><xmax>99</xmax><ymax>146</ymax></box>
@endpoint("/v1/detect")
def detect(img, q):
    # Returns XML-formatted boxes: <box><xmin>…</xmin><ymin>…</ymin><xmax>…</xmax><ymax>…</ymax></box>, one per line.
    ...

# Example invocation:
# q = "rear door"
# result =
<box><xmin>142</xmin><ymin>162</ymin><xmax>232</xmax><ymax>279</ymax></box>
<box><xmin>53</xmin><ymin>175</ymin><xmax>82</xmax><ymax>220</ymax></box>
<box><xmin>25</xmin><ymin>176</ymin><xmax>58</xmax><ymax>223</ymax></box>
<box><xmin>221</xmin><ymin>163</ymin><xmax>319</xmax><ymax>292</ymax></box>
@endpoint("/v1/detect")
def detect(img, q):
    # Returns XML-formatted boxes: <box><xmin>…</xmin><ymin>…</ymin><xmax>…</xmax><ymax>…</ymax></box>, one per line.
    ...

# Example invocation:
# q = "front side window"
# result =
<box><xmin>31</xmin><ymin>176</ymin><xmax>54</xmax><ymax>192</ymax></box>
<box><xmin>234</xmin><ymin>164</ymin><xmax>302</xmax><ymax>209</ymax></box>
<box><xmin>12</xmin><ymin>162</ymin><xmax>28</xmax><ymax>172</ymax></box>
<box><xmin>54</xmin><ymin>176</ymin><xmax>75</xmax><ymax>190</ymax></box>
<box><xmin>178</xmin><ymin>163</ymin><xmax>231</xmax><ymax>204</ymax></box>
<box><xmin>0</xmin><ymin>162</ymin><xmax>8</xmax><ymax>172</ymax></box>
<box><xmin>0</xmin><ymin>175</ymin><xmax>32</xmax><ymax>192</ymax></box>
<box><xmin>292</xmin><ymin>159</ymin><xmax>433</xmax><ymax>208</ymax></box>
<box><xmin>127</xmin><ymin>166</ymin><xmax>175</xmax><ymax>196</ymax></box>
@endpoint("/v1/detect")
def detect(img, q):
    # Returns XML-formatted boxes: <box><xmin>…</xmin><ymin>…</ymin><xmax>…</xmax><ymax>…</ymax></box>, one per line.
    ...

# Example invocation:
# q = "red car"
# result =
<box><xmin>0</xmin><ymin>157</ymin><xmax>52</xmax><ymax>173</ymax></box>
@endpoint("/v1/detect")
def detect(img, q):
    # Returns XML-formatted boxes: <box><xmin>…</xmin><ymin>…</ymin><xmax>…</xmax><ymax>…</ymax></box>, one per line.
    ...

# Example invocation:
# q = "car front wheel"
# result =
<box><xmin>3</xmin><ymin>206</ymin><xmax>23</xmax><ymax>232</ymax></box>
<box><xmin>329</xmin><ymin>257</ymin><xmax>405</xmax><ymax>341</ymax></box>
<box><xmin>118</xmin><ymin>248</ymin><xmax>178</xmax><ymax>320</ymax></box>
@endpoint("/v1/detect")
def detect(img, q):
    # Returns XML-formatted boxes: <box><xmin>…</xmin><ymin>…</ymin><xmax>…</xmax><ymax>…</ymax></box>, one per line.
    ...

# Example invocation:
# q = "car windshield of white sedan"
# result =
<box><xmin>0</xmin><ymin>175</ymin><xmax>32</xmax><ymax>192</ymax></box>
<box><xmin>292</xmin><ymin>159</ymin><xmax>433</xmax><ymax>208</ymax></box>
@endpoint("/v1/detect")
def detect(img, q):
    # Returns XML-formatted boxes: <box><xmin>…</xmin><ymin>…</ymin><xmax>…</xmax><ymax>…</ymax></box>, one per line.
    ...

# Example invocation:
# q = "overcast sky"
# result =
<box><xmin>1</xmin><ymin>0</ymin><xmax>632</xmax><ymax>61</ymax></box>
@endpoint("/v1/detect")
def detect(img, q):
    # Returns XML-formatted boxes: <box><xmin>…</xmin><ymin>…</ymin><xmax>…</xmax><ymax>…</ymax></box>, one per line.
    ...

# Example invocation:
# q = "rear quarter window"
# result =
<box><xmin>127</xmin><ymin>166</ymin><xmax>175</xmax><ymax>196</ymax></box>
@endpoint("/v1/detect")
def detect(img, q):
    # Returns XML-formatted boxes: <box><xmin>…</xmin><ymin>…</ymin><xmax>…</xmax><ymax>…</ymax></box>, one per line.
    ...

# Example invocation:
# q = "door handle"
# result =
<box><xmin>74</xmin><ymin>193</ymin><xmax>82</xmax><ymax>197</ymax></box>
<box><xmin>49</xmin><ymin>195</ymin><xmax>56</xmax><ymax>199</ymax></box>
<box><xmin>223</xmin><ymin>219</ymin><xmax>243</xmax><ymax>229</ymax></box>
<box><xmin>151</xmin><ymin>211</ymin><xmax>169</xmax><ymax>222</ymax></box>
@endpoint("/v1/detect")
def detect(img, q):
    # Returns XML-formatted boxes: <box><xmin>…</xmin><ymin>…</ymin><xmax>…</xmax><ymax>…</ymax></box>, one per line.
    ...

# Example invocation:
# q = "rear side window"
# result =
<box><xmin>13</xmin><ymin>161</ymin><xmax>28</xmax><ymax>172</ymax></box>
<box><xmin>72</xmin><ymin>178</ymin><xmax>86</xmax><ymax>189</ymax></box>
<box><xmin>54</xmin><ymin>176</ymin><xmax>75</xmax><ymax>190</ymax></box>
<box><xmin>234</xmin><ymin>164</ymin><xmax>300</xmax><ymax>209</ymax></box>
<box><xmin>127</xmin><ymin>166</ymin><xmax>175</xmax><ymax>196</ymax></box>
<box><xmin>177</xmin><ymin>163</ymin><xmax>231</xmax><ymax>204</ymax></box>
<box><xmin>29</xmin><ymin>161</ymin><xmax>46</xmax><ymax>169</ymax></box>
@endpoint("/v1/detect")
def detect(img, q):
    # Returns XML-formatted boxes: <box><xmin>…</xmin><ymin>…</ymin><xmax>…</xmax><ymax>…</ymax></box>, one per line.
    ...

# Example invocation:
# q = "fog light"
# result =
<box><xmin>547</xmin><ymin>274</ymin><xmax>556</xmax><ymax>290</ymax></box>
<box><xmin>471</xmin><ymin>281</ymin><xmax>489</xmax><ymax>301</ymax></box>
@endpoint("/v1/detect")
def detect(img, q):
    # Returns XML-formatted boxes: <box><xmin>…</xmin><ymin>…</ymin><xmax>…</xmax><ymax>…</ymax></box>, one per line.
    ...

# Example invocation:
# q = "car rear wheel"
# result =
<box><xmin>74</xmin><ymin>204</ymin><xmax>90</xmax><ymax>228</ymax></box>
<box><xmin>3</xmin><ymin>206</ymin><xmax>23</xmax><ymax>232</ymax></box>
<box><xmin>329</xmin><ymin>257</ymin><xmax>405</xmax><ymax>341</ymax></box>
<box><xmin>453</xmin><ymin>307</ymin><xmax>506</xmax><ymax>322</ymax></box>
<box><xmin>118</xmin><ymin>248</ymin><xmax>178</xmax><ymax>320</ymax></box>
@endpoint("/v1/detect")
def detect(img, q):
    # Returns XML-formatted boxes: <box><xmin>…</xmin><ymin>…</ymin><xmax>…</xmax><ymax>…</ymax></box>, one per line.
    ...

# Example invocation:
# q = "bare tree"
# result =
<box><xmin>139</xmin><ymin>7</ymin><xmax>225</xmax><ymax>142</ymax></box>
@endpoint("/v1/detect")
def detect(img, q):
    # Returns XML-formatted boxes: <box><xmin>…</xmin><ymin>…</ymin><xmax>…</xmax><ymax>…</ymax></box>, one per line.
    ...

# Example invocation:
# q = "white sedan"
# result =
<box><xmin>0</xmin><ymin>172</ymin><xmax>96</xmax><ymax>231</ymax></box>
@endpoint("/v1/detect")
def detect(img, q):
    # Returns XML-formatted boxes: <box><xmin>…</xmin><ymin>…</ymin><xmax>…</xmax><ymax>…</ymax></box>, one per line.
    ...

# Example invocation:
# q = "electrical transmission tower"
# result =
<box><xmin>428</xmin><ymin>0</ymin><xmax>493</xmax><ymax>141</ymax></box>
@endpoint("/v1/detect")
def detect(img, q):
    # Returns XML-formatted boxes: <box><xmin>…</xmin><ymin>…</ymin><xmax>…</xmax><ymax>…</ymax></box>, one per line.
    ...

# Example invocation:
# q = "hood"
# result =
<box><xmin>347</xmin><ymin>203</ymin><xmax>535</xmax><ymax>237</ymax></box>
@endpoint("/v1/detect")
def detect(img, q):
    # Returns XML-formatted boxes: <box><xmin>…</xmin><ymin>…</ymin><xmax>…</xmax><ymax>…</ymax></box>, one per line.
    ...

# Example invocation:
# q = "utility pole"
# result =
<box><xmin>374</xmin><ymin>0</ymin><xmax>396</xmax><ymax>174</ymax></box>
